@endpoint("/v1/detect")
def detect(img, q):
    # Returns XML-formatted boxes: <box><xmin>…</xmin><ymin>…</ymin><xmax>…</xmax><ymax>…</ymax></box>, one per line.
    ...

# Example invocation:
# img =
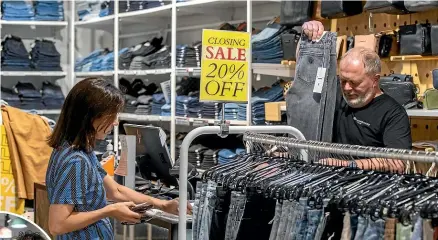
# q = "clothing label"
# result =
<box><xmin>176</xmin><ymin>117</ymin><xmax>190</xmax><ymax>126</ymax></box>
<box><xmin>313</xmin><ymin>67</ymin><xmax>326</xmax><ymax>93</ymax></box>
<box><xmin>160</xmin><ymin>80</ymin><xmax>171</xmax><ymax>104</ymax></box>
<box><xmin>193</xmin><ymin>119</ymin><xmax>208</xmax><ymax>127</ymax></box>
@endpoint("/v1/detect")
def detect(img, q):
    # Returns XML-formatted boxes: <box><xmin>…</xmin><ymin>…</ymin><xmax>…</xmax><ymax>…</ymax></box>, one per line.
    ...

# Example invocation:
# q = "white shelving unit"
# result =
<box><xmin>0</xmin><ymin>0</ymin><xmax>287</xmax><ymax>158</ymax></box>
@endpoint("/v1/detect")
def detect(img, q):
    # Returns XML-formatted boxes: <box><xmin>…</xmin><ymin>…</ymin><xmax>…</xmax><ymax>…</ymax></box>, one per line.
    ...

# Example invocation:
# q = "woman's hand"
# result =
<box><xmin>160</xmin><ymin>198</ymin><xmax>193</xmax><ymax>215</ymax></box>
<box><xmin>106</xmin><ymin>202</ymin><xmax>142</xmax><ymax>223</ymax></box>
<box><xmin>302</xmin><ymin>20</ymin><xmax>325</xmax><ymax>41</ymax></box>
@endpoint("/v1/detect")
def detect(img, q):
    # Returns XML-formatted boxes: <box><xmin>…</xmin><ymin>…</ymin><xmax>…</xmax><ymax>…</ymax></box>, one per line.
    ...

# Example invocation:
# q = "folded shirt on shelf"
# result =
<box><xmin>119</xmin><ymin>37</ymin><xmax>165</xmax><ymax>70</ymax></box>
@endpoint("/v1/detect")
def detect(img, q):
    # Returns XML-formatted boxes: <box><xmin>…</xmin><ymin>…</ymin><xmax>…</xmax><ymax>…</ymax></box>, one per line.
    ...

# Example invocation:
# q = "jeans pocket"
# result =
<box><xmin>296</xmin><ymin>54</ymin><xmax>324</xmax><ymax>85</ymax></box>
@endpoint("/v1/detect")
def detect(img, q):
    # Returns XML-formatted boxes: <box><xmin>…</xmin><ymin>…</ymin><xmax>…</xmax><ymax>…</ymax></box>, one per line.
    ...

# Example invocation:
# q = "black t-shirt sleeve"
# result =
<box><xmin>382</xmin><ymin>107</ymin><xmax>412</xmax><ymax>149</ymax></box>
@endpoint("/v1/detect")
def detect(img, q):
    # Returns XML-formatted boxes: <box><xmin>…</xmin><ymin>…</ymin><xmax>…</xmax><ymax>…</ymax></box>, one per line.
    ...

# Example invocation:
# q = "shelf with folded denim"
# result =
<box><xmin>1</xmin><ymin>81</ymin><xmax>64</xmax><ymax>110</ymax></box>
<box><xmin>1</xmin><ymin>1</ymin><xmax>35</xmax><ymax>21</ymax></box>
<box><xmin>118</xmin><ymin>3</ymin><xmax>172</xmax><ymax>20</ymax></box>
<box><xmin>0</xmin><ymin>20</ymin><xmax>67</xmax><ymax>26</ymax></box>
<box><xmin>34</xmin><ymin>1</ymin><xmax>64</xmax><ymax>21</ymax></box>
<box><xmin>119</xmin><ymin>37</ymin><xmax>168</xmax><ymax>70</ymax></box>
<box><xmin>1</xmin><ymin>71</ymin><xmax>66</xmax><ymax>76</ymax></box>
<box><xmin>252</xmin><ymin>23</ymin><xmax>290</xmax><ymax>65</ymax></box>
<box><xmin>76</xmin><ymin>0</ymin><xmax>113</xmax><ymax>23</ymax></box>
<box><xmin>75</xmin><ymin>48</ymin><xmax>128</xmax><ymax>72</ymax></box>
<box><xmin>176</xmin><ymin>42</ymin><xmax>202</xmax><ymax>68</ymax></box>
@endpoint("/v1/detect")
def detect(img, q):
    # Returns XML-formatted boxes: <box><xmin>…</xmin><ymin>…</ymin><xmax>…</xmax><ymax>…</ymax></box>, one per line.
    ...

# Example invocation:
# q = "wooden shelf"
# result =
<box><xmin>390</xmin><ymin>55</ymin><xmax>438</xmax><ymax>62</ymax></box>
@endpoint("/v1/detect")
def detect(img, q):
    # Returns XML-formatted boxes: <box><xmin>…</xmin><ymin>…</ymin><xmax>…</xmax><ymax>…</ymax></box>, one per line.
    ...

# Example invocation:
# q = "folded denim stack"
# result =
<box><xmin>135</xmin><ymin>95</ymin><xmax>152</xmax><ymax>115</ymax></box>
<box><xmin>75</xmin><ymin>49</ymin><xmax>107</xmax><ymax>72</ymax></box>
<box><xmin>123</xmin><ymin>94</ymin><xmax>138</xmax><ymax>113</ymax></box>
<box><xmin>76</xmin><ymin>48</ymin><xmax>128</xmax><ymax>72</ymax></box>
<box><xmin>238</xmin><ymin>82</ymin><xmax>284</xmax><ymax>125</ymax></box>
<box><xmin>15</xmin><ymin>82</ymin><xmax>45</xmax><ymax>110</ymax></box>
<box><xmin>176</xmin><ymin>95</ymin><xmax>201</xmax><ymax>118</ymax></box>
<box><xmin>41</xmin><ymin>81</ymin><xmax>64</xmax><ymax>109</ymax></box>
<box><xmin>252</xmin><ymin>23</ymin><xmax>286</xmax><ymax>64</ymax></box>
<box><xmin>217</xmin><ymin>103</ymin><xmax>239</xmax><ymax>121</ymax></box>
<box><xmin>151</xmin><ymin>93</ymin><xmax>166</xmax><ymax>115</ymax></box>
<box><xmin>161</xmin><ymin>103</ymin><xmax>171</xmax><ymax>117</ymax></box>
<box><xmin>238</xmin><ymin>82</ymin><xmax>284</xmax><ymax>124</ymax></box>
<box><xmin>99</xmin><ymin>1</ymin><xmax>111</xmax><ymax>17</ymax></box>
<box><xmin>1</xmin><ymin>35</ymin><xmax>32</xmax><ymax>71</ymax></box>
<box><xmin>30</xmin><ymin>39</ymin><xmax>62</xmax><ymax>71</ymax></box>
<box><xmin>1</xmin><ymin>87</ymin><xmax>21</xmax><ymax>108</ymax></box>
<box><xmin>176</xmin><ymin>42</ymin><xmax>201</xmax><ymax>68</ymax></box>
<box><xmin>119</xmin><ymin>0</ymin><xmax>148</xmax><ymax>12</ymax></box>
<box><xmin>146</xmin><ymin>0</ymin><xmax>166</xmax><ymax>9</ymax></box>
<box><xmin>188</xmin><ymin>144</ymin><xmax>208</xmax><ymax>168</ymax></box>
<box><xmin>119</xmin><ymin>37</ymin><xmax>164</xmax><ymax>70</ymax></box>
<box><xmin>1</xmin><ymin>1</ymin><xmax>34</xmax><ymax>21</ymax></box>
<box><xmin>199</xmin><ymin>102</ymin><xmax>221</xmax><ymax>119</ymax></box>
<box><xmin>200</xmin><ymin>149</ymin><xmax>218</xmax><ymax>170</ymax></box>
<box><xmin>129</xmin><ymin>45</ymin><xmax>170</xmax><ymax>70</ymax></box>
<box><xmin>218</xmin><ymin>149</ymin><xmax>238</xmax><ymax>165</ymax></box>
<box><xmin>35</xmin><ymin>1</ymin><xmax>64</xmax><ymax>21</ymax></box>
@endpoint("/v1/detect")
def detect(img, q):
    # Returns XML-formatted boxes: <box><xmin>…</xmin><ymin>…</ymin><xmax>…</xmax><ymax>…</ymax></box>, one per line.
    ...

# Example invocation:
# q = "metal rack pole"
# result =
<box><xmin>178</xmin><ymin>126</ymin><xmax>307</xmax><ymax>240</ymax></box>
<box><xmin>244</xmin><ymin>133</ymin><xmax>438</xmax><ymax>163</ymax></box>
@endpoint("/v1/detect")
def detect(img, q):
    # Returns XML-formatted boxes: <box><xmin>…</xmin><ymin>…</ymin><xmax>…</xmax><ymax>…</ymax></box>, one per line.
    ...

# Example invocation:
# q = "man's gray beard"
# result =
<box><xmin>342</xmin><ymin>91</ymin><xmax>374</xmax><ymax>108</ymax></box>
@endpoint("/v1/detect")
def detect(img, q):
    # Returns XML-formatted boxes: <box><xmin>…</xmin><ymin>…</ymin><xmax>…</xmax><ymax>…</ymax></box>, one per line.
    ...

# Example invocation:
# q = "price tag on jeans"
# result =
<box><xmin>176</xmin><ymin>117</ymin><xmax>190</xmax><ymax>126</ymax></box>
<box><xmin>313</xmin><ymin>67</ymin><xmax>326</xmax><ymax>94</ymax></box>
<box><xmin>193</xmin><ymin>119</ymin><xmax>208</xmax><ymax>127</ymax></box>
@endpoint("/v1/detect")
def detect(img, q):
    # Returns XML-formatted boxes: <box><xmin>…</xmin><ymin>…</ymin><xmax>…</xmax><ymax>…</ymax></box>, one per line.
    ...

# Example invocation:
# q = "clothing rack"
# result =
<box><xmin>244</xmin><ymin>132</ymin><xmax>438</xmax><ymax>164</ymax></box>
<box><xmin>177</xmin><ymin>125</ymin><xmax>307</xmax><ymax>240</ymax></box>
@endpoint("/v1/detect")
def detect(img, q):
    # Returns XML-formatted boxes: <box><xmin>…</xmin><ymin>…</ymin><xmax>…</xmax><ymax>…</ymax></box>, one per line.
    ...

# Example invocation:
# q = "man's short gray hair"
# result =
<box><xmin>341</xmin><ymin>47</ymin><xmax>381</xmax><ymax>76</ymax></box>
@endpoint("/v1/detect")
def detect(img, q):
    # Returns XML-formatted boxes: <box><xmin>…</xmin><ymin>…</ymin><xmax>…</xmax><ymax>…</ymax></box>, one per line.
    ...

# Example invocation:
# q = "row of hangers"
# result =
<box><xmin>200</xmin><ymin>135</ymin><xmax>438</xmax><ymax>223</ymax></box>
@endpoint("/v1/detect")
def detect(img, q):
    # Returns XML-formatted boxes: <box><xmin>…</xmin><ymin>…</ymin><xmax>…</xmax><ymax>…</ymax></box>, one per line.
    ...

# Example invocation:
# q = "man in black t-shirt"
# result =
<box><xmin>301</xmin><ymin>21</ymin><xmax>412</xmax><ymax>170</ymax></box>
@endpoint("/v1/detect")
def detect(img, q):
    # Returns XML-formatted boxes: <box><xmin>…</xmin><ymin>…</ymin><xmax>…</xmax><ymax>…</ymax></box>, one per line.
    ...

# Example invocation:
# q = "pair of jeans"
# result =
<box><xmin>192</xmin><ymin>182</ymin><xmax>202</xmax><ymax>240</ymax></box>
<box><xmin>269</xmin><ymin>201</ymin><xmax>283</xmax><ymax>240</ymax></box>
<box><xmin>198</xmin><ymin>181</ymin><xmax>218</xmax><ymax>240</ymax></box>
<box><xmin>341</xmin><ymin>212</ymin><xmax>351</xmax><ymax>240</ymax></box>
<box><xmin>276</xmin><ymin>201</ymin><xmax>294</xmax><ymax>240</ymax></box>
<box><xmin>314</xmin><ymin>212</ymin><xmax>330</xmax><ymax>240</ymax></box>
<box><xmin>252</xmin><ymin>23</ymin><xmax>283</xmax><ymax>44</ymax></box>
<box><xmin>411</xmin><ymin>216</ymin><xmax>422</xmax><ymax>239</ymax></box>
<box><xmin>363</xmin><ymin>218</ymin><xmax>385</xmax><ymax>240</ymax></box>
<box><xmin>396</xmin><ymin>222</ymin><xmax>412</xmax><ymax>239</ymax></box>
<box><xmin>285</xmin><ymin>32</ymin><xmax>338</xmax><ymax>142</ymax></box>
<box><xmin>30</xmin><ymin>39</ymin><xmax>62</xmax><ymax>71</ymax></box>
<box><xmin>209</xmin><ymin>186</ymin><xmax>231</xmax><ymax>240</ymax></box>
<box><xmin>354</xmin><ymin>216</ymin><xmax>368</xmax><ymax>240</ymax></box>
<box><xmin>35</xmin><ymin>1</ymin><xmax>64</xmax><ymax>21</ymax></box>
<box><xmin>287</xmin><ymin>198</ymin><xmax>309</xmax><ymax>239</ymax></box>
<box><xmin>384</xmin><ymin>218</ymin><xmax>397</xmax><ymax>240</ymax></box>
<box><xmin>2</xmin><ymin>1</ymin><xmax>34</xmax><ymax>20</ymax></box>
<box><xmin>1</xmin><ymin>87</ymin><xmax>21</xmax><ymax>107</ymax></box>
<box><xmin>42</xmin><ymin>81</ymin><xmax>64</xmax><ymax>108</ymax></box>
<box><xmin>2</xmin><ymin>35</ymin><xmax>32</xmax><ymax>70</ymax></box>
<box><xmin>305</xmin><ymin>209</ymin><xmax>323</xmax><ymax>240</ymax></box>
<box><xmin>235</xmin><ymin>188</ymin><xmax>275</xmax><ymax>240</ymax></box>
<box><xmin>224</xmin><ymin>191</ymin><xmax>247</xmax><ymax>240</ymax></box>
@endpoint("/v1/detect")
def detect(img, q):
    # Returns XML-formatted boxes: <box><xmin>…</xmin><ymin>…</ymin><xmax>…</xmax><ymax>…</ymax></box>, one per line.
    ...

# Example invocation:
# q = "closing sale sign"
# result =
<box><xmin>200</xmin><ymin>29</ymin><xmax>250</xmax><ymax>103</ymax></box>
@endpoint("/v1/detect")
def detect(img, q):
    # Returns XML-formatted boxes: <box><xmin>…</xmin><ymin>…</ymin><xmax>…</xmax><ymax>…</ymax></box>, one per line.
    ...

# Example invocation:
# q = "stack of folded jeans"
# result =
<box><xmin>76</xmin><ymin>48</ymin><xmax>128</xmax><ymax>72</ymax></box>
<box><xmin>217</xmin><ymin>103</ymin><xmax>239</xmax><ymax>120</ymax></box>
<box><xmin>161</xmin><ymin>103</ymin><xmax>171</xmax><ymax>117</ymax></box>
<box><xmin>200</xmin><ymin>149</ymin><xmax>218</xmax><ymax>170</ymax></box>
<box><xmin>99</xmin><ymin>1</ymin><xmax>111</xmax><ymax>17</ymax></box>
<box><xmin>176</xmin><ymin>95</ymin><xmax>201</xmax><ymax>117</ymax></box>
<box><xmin>151</xmin><ymin>93</ymin><xmax>166</xmax><ymax>115</ymax></box>
<box><xmin>123</xmin><ymin>94</ymin><xmax>138</xmax><ymax>113</ymax></box>
<box><xmin>119</xmin><ymin>37</ymin><xmax>164</xmax><ymax>70</ymax></box>
<box><xmin>141</xmin><ymin>46</ymin><xmax>171</xmax><ymax>69</ymax></box>
<box><xmin>218</xmin><ymin>149</ymin><xmax>237</xmax><ymax>165</ymax></box>
<box><xmin>1</xmin><ymin>87</ymin><xmax>21</xmax><ymax>108</ymax></box>
<box><xmin>76</xmin><ymin>0</ymin><xmax>111</xmax><ymax>21</ymax></box>
<box><xmin>135</xmin><ymin>95</ymin><xmax>152</xmax><ymax>115</ymax></box>
<box><xmin>199</xmin><ymin>102</ymin><xmax>221</xmax><ymax>119</ymax></box>
<box><xmin>30</xmin><ymin>39</ymin><xmax>62</xmax><ymax>71</ymax></box>
<box><xmin>176</xmin><ymin>42</ymin><xmax>201</xmax><ymax>68</ymax></box>
<box><xmin>252</xmin><ymin>23</ymin><xmax>286</xmax><ymax>64</ymax></box>
<box><xmin>1</xmin><ymin>35</ymin><xmax>32</xmax><ymax>71</ymax></box>
<box><xmin>75</xmin><ymin>49</ymin><xmax>107</xmax><ymax>71</ymax></box>
<box><xmin>238</xmin><ymin>82</ymin><xmax>284</xmax><ymax>124</ymax></box>
<box><xmin>189</xmin><ymin>144</ymin><xmax>208</xmax><ymax>168</ymax></box>
<box><xmin>15</xmin><ymin>82</ymin><xmax>45</xmax><ymax>110</ymax></box>
<box><xmin>41</xmin><ymin>81</ymin><xmax>64</xmax><ymax>109</ymax></box>
<box><xmin>34</xmin><ymin>1</ymin><xmax>64</xmax><ymax>21</ymax></box>
<box><xmin>1</xmin><ymin>1</ymin><xmax>34</xmax><ymax>21</ymax></box>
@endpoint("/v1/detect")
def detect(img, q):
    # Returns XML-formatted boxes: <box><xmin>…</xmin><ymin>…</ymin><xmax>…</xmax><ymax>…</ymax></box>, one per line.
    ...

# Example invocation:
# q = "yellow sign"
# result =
<box><xmin>0</xmin><ymin>125</ymin><xmax>25</xmax><ymax>214</ymax></box>
<box><xmin>200</xmin><ymin>29</ymin><xmax>250</xmax><ymax>103</ymax></box>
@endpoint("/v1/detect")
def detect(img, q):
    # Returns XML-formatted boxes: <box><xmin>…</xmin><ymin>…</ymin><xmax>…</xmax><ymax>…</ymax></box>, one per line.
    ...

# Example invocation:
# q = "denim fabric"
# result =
<box><xmin>30</xmin><ymin>39</ymin><xmax>62</xmax><ymax>71</ymax></box>
<box><xmin>304</xmin><ymin>209</ymin><xmax>323</xmax><ymax>240</ymax></box>
<box><xmin>276</xmin><ymin>201</ymin><xmax>293</xmax><ymax>240</ymax></box>
<box><xmin>224</xmin><ymin>191</ymin><xmax>246</xmax><ymax>240</ymax></box>
<box><xmin>284</xmin><ymin>201</ymin><xmax>298</xmax><ymax>239</ymax></box>
<box><xmin>251</xmin><ymin>23</ymin><xmax>282</xmax><ymax>43</ymax></box>
<box><xmin>396</xmin><ymin>223</ymin><xmax>412</xmax><ymax>240</ymax></box>
<box><xmin>341</xmin><ymin>212</ymin><xmax>351</xmax><ymax>240</ymax></box>
<box><xmin>2</xmin><ymin>35</ymin><xmax>32</xmax><ymax>71</ymax></box>
<box><xmin>314</xmin><ymin>212</ymin><xmax>330</xmax><ymax>240</ymax></box>
<box><xmin>199</xmin><ymin>181</ymin><xmax>218</xmax><ymax>240</ymax></box>
<box><xmin>42</xmin><ymin>81</ymin><xmax>64</xmax><ymax>109</ymax></box>
<box><xmin>290</xmin><ymin>197</ymin><xmax>309</xmax><ymax>240</ymax></box>
<box><xmin>286</xmin><ymin>32</ymin><xmax>338</xmax><ymax>142</ymax></box>
<box><xmin>196</xmin><ymin>183</ymin><xmax>208</xmax><ymax>238</ymax></box>
<box><xmin>2</xmin><ymin>1</ymin><xmax>34</xmax><ymax>20</ymax></box>
<box><xmin>77</xmin><ymin>0</ymin><xmax>112</xmax><ymax>21</ymax></box>
<box><xmin>1</xmin><ymin>87</ymin><xmax>21</xmax><ymax>107</ymax></box>
<box><xmin>354</xmin><ymin>216</ymin><xmax>368</xmax><ymax>240</ymax></box>
<box><xmin>176</xmin><ymin>42</ymin><xmax>201</xmax><ymax>68</ymax></box>
<box><xmin>269</xmin><ymin>201</ymin><xmax>282</xmax><ymax>240</ymax></box>
<box><xmin>423</xmin><ymin>219</ymin><xmax>434</xmax><ymax>240</ymax></box>
<box><xmin>412</xmin><ymin>216</ymin><xmax>423</xmax><ymax>240</ymax></box>
<box><xmin>363</xmin><ymin>218</ymin><xmax>385</xmax><ymax>240</ymax></box>
<box><xmin>384</xmin><ymin>218</ymin><xmax>396</xmax><ymax>240</ymax></box>
<box><xmin>76</xmin><ymin>48</ymin><xmax>128</xmax><ymax>72</ymax></box>
<box><xmin>192</xmin><ymin>182</ymin><xmax>202</xmax><ymax>240</ymax></box>
<box><xmin>350</xmin><ymin>214</ymin><xmax>359</xmax><ymax>240</ymax></box>
<box><xmin>210</xmin><ymin>186</ymin><xmax>230</xmax><ymax>240</ymax></box>
<box><xmin>35</xmin><ymin>1</ymin><xmax>64</xmax><ymax>21</ymax></box>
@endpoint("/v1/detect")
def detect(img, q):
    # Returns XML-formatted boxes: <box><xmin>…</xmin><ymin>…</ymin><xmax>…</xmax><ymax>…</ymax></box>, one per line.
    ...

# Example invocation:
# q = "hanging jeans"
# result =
<box><xmin>224</xmin><ymin>191</ymin><xmax>247</xmax><ymax>240</ymax></box>
<box><xmin>199</xmin><ymin>181</ymin><xmax>218</xmax><ymax>240</ymax></box>
<box><xmin>285</xmin><ymin>32</ymin><xmax>338</xmax><ymax>142</ymax></box>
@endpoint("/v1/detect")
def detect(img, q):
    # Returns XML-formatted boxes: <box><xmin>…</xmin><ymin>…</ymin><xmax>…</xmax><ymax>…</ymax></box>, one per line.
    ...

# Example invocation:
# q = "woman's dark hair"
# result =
<box><xmin>16</xmin><ymin>231</ymin><xmax>45</xmax><ymax>240</ymax></box>
<box><xmin>48</xmin><ymin>77</ymin><xmax>124</xmax><ymax>152</ymax></box>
